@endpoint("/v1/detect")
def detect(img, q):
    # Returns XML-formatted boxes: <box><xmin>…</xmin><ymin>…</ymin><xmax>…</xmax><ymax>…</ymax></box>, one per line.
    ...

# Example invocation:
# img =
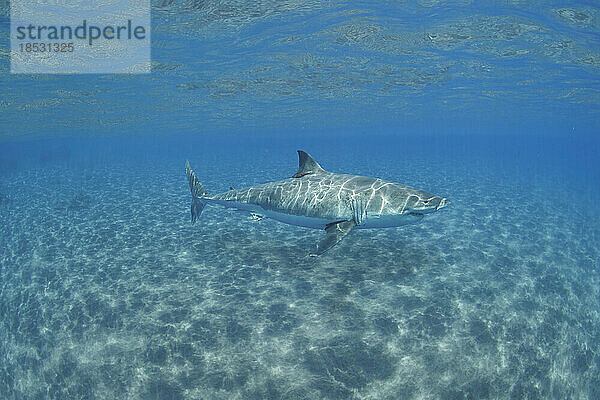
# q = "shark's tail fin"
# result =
<box><xmin>185</xmin><ymin>160</ymin><xmax>208</xmax><ymax>223</ymax></box>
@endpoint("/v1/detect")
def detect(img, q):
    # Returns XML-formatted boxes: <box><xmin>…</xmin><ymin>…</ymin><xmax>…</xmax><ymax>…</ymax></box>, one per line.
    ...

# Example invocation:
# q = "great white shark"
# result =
<box><xmin>185</xmin><ymin>151</ymin><xmax>450</xmax><ymax>255</ymax></box>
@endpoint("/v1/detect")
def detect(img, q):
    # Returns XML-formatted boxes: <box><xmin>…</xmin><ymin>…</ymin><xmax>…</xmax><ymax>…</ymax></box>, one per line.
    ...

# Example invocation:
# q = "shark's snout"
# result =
<box><xmin>417</xmin><ymin>196</ymin><xmax>450</xmax><ymax>214</ymax></box>
<box><xmin>436</xmin><ymin>197</ymin><xmax>450</xmax><ymax>210</ymax></box>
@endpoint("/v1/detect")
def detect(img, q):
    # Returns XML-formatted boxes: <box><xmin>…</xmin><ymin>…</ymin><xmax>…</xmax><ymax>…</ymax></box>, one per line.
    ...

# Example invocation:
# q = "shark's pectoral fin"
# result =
<box><xmin>312</xmin><ymin>220</ymin><xmax>356</xmax><ymax>256</ymax></box>
<box><xmin>190</xmin><ymin>197</ymin><xmax>205</xmax><ymax>223</ymax></box>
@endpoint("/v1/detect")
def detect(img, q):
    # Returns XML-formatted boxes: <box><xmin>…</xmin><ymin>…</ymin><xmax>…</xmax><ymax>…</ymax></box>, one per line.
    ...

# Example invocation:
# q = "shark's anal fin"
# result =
<box><xmin>312</xmin><ymin>220</ymin><xmax>356</xmax><ymax>256</ymax></box>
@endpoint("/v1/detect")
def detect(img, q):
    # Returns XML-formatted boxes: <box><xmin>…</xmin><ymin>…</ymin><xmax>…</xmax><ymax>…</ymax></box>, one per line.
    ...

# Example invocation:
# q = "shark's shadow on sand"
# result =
<box><xmin>54</xmin><ymin>192</ymin><xmax>93</xmax><ymax>213</ymax></box>
<box><xmin>191</xmin><ymin>211</ymin><xmax>437</xmax><ymax>278</ymax></box>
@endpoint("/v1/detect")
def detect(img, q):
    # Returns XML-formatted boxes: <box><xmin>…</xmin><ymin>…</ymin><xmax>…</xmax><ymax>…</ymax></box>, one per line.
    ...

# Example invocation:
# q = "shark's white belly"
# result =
<box><xmin>359</xmin><ymin>212</ymin><xmax>424</xmax><ymax>228</ymax></box>
<box><xmin>263</xmin><ymin>210</ymin><xmax>335</xmax><ymax>229</ymax></box>
<box><xmin>210</xmin><ymin>199</ymin><xmax>334</xmax><ymax>229</ymax></box>
<box><xmin>209</xmin><ymin>199</ymin><xmax>423</xmax><ymax>229</ymax></box>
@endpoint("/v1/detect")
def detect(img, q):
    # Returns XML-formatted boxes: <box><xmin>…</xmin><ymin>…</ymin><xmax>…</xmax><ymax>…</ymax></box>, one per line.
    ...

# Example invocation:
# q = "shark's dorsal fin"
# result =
<box><xmin>293</xmin><ymin>150</ymin><xmax>325</xmax><ymax>178</ymax></box>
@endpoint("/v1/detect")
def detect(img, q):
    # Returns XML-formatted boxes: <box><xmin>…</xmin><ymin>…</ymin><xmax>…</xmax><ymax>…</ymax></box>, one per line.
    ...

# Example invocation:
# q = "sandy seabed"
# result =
<box><xmin>0</xmin><ymin>156</ymin><xmax>598</xmax><ymax>400</ymax></box>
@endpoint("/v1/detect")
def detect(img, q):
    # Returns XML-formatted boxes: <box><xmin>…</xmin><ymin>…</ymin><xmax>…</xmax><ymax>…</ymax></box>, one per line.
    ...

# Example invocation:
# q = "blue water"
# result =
<box><xmin>1</xmin><ymin>1</ymin><xmax>600</xmax><ymax>399</ymax></box>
